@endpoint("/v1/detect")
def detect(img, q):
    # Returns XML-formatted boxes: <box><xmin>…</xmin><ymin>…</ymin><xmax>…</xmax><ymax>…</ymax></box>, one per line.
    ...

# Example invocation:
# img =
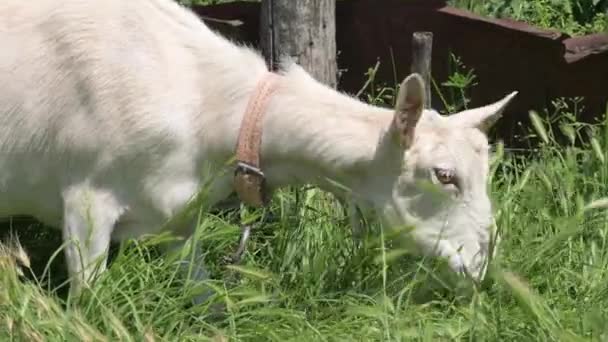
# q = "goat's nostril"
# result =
<box><xmin>447</xmin><ymin>254</ymin><xmax>466</xmax><ymax>274</ymax></box>
<box><xmin>480</xmin><ymin>239</ymin><xmax>488</xmax><ymax>251</ymax></box>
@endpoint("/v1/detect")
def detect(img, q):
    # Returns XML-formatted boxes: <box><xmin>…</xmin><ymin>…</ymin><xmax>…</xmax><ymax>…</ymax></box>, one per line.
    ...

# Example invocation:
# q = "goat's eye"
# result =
<box><xmin>433</xmin><ymin>167</ymin><xmax>456</xmax><ymax>185</ymax></box>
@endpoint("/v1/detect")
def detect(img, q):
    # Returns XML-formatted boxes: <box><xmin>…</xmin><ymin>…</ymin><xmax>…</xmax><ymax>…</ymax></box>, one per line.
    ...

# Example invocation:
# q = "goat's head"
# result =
<box><xmin>362</xmin><ymin>74</ymin><xmax>517</xmax><ymax>282</ymax></box>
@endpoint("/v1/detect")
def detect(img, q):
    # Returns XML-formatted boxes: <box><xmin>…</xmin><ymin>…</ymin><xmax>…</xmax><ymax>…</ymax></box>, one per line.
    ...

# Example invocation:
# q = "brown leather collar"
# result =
<box><xmin>233</xmin><ymin>72</ymin><xmax>281</xmax><ymax>207</ymax></box>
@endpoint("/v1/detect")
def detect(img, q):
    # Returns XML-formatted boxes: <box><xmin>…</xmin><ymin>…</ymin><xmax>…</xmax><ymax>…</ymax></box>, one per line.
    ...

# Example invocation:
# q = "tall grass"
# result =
<box><xmin>182</xmin><ymin>0</ymin><xmax>608</xmax><ymax>35</ymax></box>
<box><xmin>449</xmin><ymin>0</ymin><xmax>608</xmax><ymax>35</ymax></box>
<box><xmin>2</xmin><ymin>64</ymin><xmax>608</xmax><ymax>341</ymax></box>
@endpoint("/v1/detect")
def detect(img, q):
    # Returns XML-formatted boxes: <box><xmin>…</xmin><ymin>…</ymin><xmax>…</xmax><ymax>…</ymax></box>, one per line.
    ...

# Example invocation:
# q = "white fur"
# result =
<box><xmin>0</xmin><ymin>0</ymin><xmax>517</xmax><ymax>296</ymax></box>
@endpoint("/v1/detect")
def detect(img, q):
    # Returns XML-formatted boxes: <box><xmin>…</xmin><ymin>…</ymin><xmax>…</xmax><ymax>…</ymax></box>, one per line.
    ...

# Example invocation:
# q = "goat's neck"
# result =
<box><xmin>257</xmin><ymin>68</ymin><xmax>395</xmax><ymax>197</ymax></box>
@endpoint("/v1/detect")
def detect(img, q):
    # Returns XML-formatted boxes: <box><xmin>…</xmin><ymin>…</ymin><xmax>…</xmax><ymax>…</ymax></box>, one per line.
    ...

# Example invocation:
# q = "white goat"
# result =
<box><xmin>0</xmin><ymin>0</ymin><xmax>517</xmax><ymax>298</ymax></box>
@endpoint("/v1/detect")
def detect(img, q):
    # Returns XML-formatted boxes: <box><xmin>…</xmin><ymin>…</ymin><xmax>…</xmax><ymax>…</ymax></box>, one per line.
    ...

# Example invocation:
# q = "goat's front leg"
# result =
<box><xmin>347</xmin><ymin>198</ymin><xmax>366</xmax><ymax>246</ymax></box>
<box><xmin>61</xmin><ymin>185</ymin><xmax>123</xmax><ymax>298</ymax></box>
<box><xmin>160</xmin><ymin>231</ymin><xmax>212</xmax><ymax>305</ymax></box>
<box><xmin>333</xmin><ymin>193</ymin><xmax>365</xmax><ymax>245</ymax></box>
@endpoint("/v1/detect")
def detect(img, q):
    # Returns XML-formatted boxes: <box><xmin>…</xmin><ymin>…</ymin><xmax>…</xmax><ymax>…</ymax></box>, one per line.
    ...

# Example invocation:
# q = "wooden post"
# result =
<box><xmin>260</xmin><ymin>0</ymin><xmax>337</xmax><ymax>89</ymax></box>
<box><xmin>411</xmin><ymin>32</ymin><xmax>433</xmax><ymax>108</ymax></box>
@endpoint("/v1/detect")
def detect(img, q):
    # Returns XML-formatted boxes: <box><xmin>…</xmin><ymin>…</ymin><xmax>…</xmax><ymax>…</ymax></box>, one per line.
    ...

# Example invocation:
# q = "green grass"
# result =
<box><xmin>182</xmin><ymin>0</ymin><xmax>608</xmax><ymax>35</ymax></box>
<box><xmin>449</xmin><ymin>0</ymin><xmax>608</xmax><ymax>35</ymax></box>
<box><xmin>2</xmin><ymin>61</ymin><xmax>608</xmax><ymax>341</ymax></box>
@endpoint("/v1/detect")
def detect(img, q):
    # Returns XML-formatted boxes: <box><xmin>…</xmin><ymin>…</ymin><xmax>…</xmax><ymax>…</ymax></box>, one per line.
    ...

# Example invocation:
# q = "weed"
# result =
<box><xmin>450</xmin><ymin>0</ymin><xmax>608</xmax><ymax>35</ymax></box>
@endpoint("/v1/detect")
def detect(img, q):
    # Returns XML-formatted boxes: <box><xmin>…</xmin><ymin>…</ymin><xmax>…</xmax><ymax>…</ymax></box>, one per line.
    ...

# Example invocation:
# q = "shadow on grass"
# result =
<box><xmin>0</xmin><ymin>217</ymin><xmax>124</xmax><ymax>302</ymax></box>
<box><xmin>0</xmin><ymin>209</ymin><xmax>482</xmax><ymax>310</ymax></box>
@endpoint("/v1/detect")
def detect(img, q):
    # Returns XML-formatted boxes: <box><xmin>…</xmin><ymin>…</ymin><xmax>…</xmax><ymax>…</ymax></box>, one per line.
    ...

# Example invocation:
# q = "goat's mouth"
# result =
<box><xmin>458</xmin><ymin>248</ymin><xmax>493</xmax><ymax>285</ymax></box>
<box><xmin>419</xmin><ymin>237</ymin><xmax>491</xmax><ymax>282</ymax></box>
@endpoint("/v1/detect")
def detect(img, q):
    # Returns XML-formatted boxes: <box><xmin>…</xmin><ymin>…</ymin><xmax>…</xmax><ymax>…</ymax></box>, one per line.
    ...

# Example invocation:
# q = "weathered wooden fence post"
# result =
<box><xmin>260</xmin><ymin>0</ymin><xmax>337</xmax><ymax>88</ymax></box>
<box><xmin>411</xmin><ymin>32</ymin><xmax>433</xmax><ymax>108</ymax></box>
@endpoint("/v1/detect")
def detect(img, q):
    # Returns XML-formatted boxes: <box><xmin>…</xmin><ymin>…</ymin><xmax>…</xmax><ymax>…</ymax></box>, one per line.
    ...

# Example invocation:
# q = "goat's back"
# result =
<box><xmin>0</xmin><ymin>0</ymin><xmax>264</xmax><ymax>224</ymax></box>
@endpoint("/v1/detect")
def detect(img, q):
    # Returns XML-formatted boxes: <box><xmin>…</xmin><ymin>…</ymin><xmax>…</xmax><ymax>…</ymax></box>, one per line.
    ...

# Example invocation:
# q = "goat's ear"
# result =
<box><xmin>448</xmin><ymin>91</ymin><xmax>518</xmax><ymax>133</ymax></box>
<box><xmin>392</xmin><ymin>74</ymin><xmax>425</xmax><ymax>148</ymax></box>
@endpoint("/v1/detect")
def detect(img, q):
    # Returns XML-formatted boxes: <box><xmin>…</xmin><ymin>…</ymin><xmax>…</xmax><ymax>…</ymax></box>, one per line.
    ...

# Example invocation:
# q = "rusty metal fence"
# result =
<box><xmin>192</xmin><ymin>0</ymin><xmax>608</xmax><ymax>146</ymax></box>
